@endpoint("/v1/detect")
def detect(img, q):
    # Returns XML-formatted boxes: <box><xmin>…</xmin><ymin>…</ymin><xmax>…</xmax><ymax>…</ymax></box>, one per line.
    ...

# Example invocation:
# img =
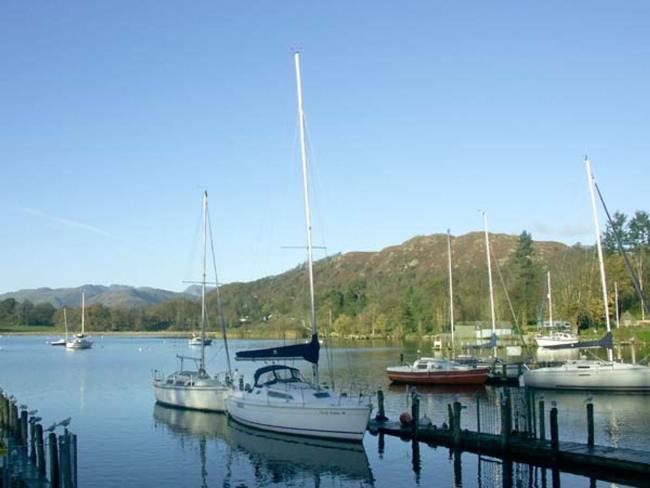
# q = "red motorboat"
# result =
<box><xmin>386</xmin><ymin>357</ymin><xmax>489</xmax><ymax>385</ymax></box>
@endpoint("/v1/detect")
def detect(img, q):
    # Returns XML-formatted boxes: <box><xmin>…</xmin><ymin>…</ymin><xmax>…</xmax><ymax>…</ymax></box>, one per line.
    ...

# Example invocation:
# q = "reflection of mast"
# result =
<box><xmin>200</xmin><ymin>436</ymin><xmax>207</xmax><ymax>488</ymax></box>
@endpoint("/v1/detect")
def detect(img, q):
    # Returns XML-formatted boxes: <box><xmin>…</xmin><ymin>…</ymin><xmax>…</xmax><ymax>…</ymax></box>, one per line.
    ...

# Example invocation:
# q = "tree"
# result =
<box><xmin>602</xmin><ymin>211</ymin><xmax>629</xmax><ymax>255</ymax></box>
<box><xmin>508</xmin><ymin>231</ymin><xmax>543</xmax><ymax>326</ymax></box>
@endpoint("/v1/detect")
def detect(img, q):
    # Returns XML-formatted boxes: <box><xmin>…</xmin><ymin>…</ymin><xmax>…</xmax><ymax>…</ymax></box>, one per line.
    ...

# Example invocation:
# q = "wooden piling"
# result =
<box><xmin>550</xmin><ymin>407</ymin><xmax>559</xmax><ymax>453</ymax></box>
<box><xmin>447</xmin><ymin>403</ymin><xmax>454</xmax><ymax>431</ymax></box>
<box><xmin>70</xmin><ymin>433</ymin><xmax>78</xmax><ymax>488</ymax></box>
<box><xmin>35</xmin><ymin>423</ymin><xmax>46</xmax><ymax>476</ymax></box>
<box><xmin>400</xmin><ymin>353</ymin><xmax>404</xmax><ymax>365</ymax></box>
<box><xmin>60</xmin><ymin>433</ymin><xmax>72</xmax><ymax>488</ymax></box>
<box><xmin>475</xmin><ymin>393</ymin><xmax>481</xmax><ymax>434</ymax></box>
<box><xmin>411</xmin><ymin>394</ymin><xmax>420</xmax><ymax>435</ymax></box>
<box><xmin>20</xmin><ymin>410</ymin><xmax>28</xmax><ymax>446</ymax></box>
<box><xmin>48</xmin><ymin>432</ymin><xmax>60</xmax><ymax>487</ymax></box>
<box><xmin>538</xmin><ymin>400</ymin><xmax>546</xmax><ymax>441</ymax></box>
<box><xmin>453</xmin><ymin>401</ymin><xmax>462</xmax><ymax>446</ymax></box>
<box><xmin>376</xmin><ymin>390</ymin><xmax>387</xmax><ymax>421</ymax></box>
<box><xmin>501</xmin><ymin>391</ymin><xmax>512</xmax><ymax>451</ymax></box>
<box><xmin>30</xmin><ymin>422</ymin><xmax>36</xmax><ymax>463</ymax></box>
<box><xmin>587</xmin><ymin>402</ymin><xmax>594</xmax><ymax>447</ymax></box>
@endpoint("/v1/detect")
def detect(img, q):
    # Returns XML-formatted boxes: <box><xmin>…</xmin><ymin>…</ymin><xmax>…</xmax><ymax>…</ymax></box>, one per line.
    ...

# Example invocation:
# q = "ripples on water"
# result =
<box><xmin>1</xmin><ymin>336</ymin><xmax>647</xmax><ymax>487</ymax></box>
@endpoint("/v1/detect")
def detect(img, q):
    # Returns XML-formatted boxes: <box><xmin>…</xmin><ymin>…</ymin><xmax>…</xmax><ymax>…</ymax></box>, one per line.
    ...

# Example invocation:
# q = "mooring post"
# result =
<box><xmin>411</xmin><ymin>393</ymin><xmax>420</xmax><ymax>436</ymax></box>
<box><xmin>400</xmin><ymin>353</ymin><xmax>404</xmax><ymax>365</ymax></box>
<box><xmin>475</xmin><ymin>392</ymin><xmax>481</xmax><ymax>434</ymax></box>
<box><xmin>453</xmin><ymin>401</ymin><xmax>462</xmax><ymax>446</ymax></box>
<box><xmin>538</xmin><ymin>399</ymin><xmax>546</xmax><ymax>440</ymax></box>
<box><xmin>447</xmin><ymin>403</ymin><xmax>454</xmax><ymax>431</ymax></box>
<box><xmin>550</xmin><ymin>407</ymin><xmax>559</xmax><ymax>453</ymax></box>
<box><xmin>587</xmin><ymin>402</ymin><xmax>594</xmax><ymax>447</ymax></box>
<box><xmin>20</xmin><ymin>410</ymin><xmax>28</xmax><ymax>446</ymax></box>
<box><xmin>60</xmin><ymin>432</ymin><xmax>72</xmax><ymax>488</ymax></box>
<box><xmin>70</xmin><ymin>433</ymin><xmax>78</xmax><ymax>488</ymax></box>
<box><xmin>9</xmin><ymin>403</ymin><xmax>17</xmax><ymax>437</ymax></box>
<box><xmin>500</xmin><ymin>392</ymin><xmax>512</xmax><ymax>451</ymax></box>
<box><xmin>35</xmin><ymin>423</ymin><xmax>46</xmax><ymax>476</ymax></box>
<box><xmin>30</xmin><ymin>421</ymin><xmax>36</xmax><ymax>462</ymax></box>
<box><xmin>502</xmin><ymin>363</ymin><xmax>507</xmax><ymax>380</ymax></box>
<box><xmin>376</xmin><ymin>390</ymin><xmax>387</xmax><ymax>421</ymax></box>
<box><xmin>48</xmin><ymin>432</ymin><xmax>60</xmax><ymax>487</ymax></box>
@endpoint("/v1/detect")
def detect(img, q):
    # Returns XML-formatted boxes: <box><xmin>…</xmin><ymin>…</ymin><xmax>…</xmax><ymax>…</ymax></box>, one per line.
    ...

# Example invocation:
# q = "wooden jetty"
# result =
<box><xmin>0</xmin><ymin>389</ymin><xmax>77</xmax><ymax>488</ymax></box>
<box><xmin>369</xmin><ymin>389</ymin><xmax>650</xmax><ymax>486</ymax></box>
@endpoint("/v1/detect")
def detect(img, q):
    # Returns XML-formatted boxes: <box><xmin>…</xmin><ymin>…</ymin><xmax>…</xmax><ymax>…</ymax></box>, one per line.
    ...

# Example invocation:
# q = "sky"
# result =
<box><xmin>1</xmin><ymin>1</ymin><xmax>649</xmax><ymax>293</ymax></box>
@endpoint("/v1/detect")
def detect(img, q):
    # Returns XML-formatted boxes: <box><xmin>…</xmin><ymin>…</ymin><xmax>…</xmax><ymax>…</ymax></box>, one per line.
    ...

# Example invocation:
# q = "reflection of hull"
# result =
<box><xmin>535</xmin><ymin>347</ymin><xmax>580</xmax><ymax>363</ymax></box>
<box><xmin>153</xmin><ymin>404</ymin><xmax>373</xmax><ymax>481</ymax></box>
<box><xmin>523</xmin><ymin>360</ymin><xmax>650</xmax><ymax>391</ymax></box>
<box><xmin>226</xmin><ymin>390</ymin><xmax>370</xmax><ymax>441</ymax></box>
<box><xmin>153</xmin><ymin>380</ymin><xmax>228</xmax><ymax>412</ymax></box>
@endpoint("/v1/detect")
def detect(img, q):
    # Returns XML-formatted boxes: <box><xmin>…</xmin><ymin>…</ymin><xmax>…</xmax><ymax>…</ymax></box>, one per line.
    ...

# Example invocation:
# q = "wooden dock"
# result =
<box><xmin>369</xmin><ymin>389</ymin><xmax>650</xmax><ymax>487</ymax></box>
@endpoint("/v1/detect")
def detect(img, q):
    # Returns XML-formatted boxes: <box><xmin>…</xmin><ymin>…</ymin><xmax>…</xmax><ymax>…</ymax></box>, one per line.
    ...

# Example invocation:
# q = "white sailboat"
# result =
<box><xmin>51</xmin><ymin>308</ymin><xmax>69</xmax><ymax>346</ymax></box>
<box><xmin>153</xmin><ymin>191</ymin><xmax>232</xmax><ymax>411</ymax></box>
<box><xmin>66</xmin><ymin>294</ymin><xmax>93</xmax><ymax>350</ymax></box>
<box><xmin>225</xmin><ymin>52</ymin><xmax>372</xmax><ymax>442</ymax></box>
<box><xmin>534</xmin><ymin>272</ymin><xmax>578</xmax><ymax>348</ymax></box>
<box><xmin>523</xmin><ymin>157</ymin><xmax>650</xmax><ymax>391</ymax></box>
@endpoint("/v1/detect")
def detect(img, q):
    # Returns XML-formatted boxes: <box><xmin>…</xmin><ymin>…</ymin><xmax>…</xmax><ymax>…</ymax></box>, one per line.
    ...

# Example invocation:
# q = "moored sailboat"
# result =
<box><xmin>534</xmin><ymin>272</ymin><xmax>578</xmax><ymax>348</ymax></box>
<box><xmin>386</xmin><ymin>230</ymin><xmax>489</xmax><ymax>385</ymax></box>
<box><xmin>225</xmin><ymin>52</ymin><xmax>372</xmax><ymax>442</ymax></box>
<box><xmin>153</xmin><ymin>191</ymin><xmax>232</xmax><ymax>411</ymax></box>
<box><xmin>523</xmin><ymin>157</ymin><xmax>650</xmax><ymax>391</ymax></box>
<box><xmin>66</xmin><ymin>294</ymin><xmax>93</xmax><ymax>350</ymax></box>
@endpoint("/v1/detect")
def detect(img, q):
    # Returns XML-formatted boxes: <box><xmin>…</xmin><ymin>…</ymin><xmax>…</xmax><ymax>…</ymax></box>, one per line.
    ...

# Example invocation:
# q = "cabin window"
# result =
<box><xmin>268</xmin><ymin>390</ymin><xmax>293</xmax><ymax>400</ymax></box>
<box><xmin>416</xmin><ymin>364</ymin><xmax>428</xmax><ymax>370</ymax></box>
<box><xmin>314</xmin><ymin>392</ymin><xmax>330</xmax><ymax>398</ymax></box>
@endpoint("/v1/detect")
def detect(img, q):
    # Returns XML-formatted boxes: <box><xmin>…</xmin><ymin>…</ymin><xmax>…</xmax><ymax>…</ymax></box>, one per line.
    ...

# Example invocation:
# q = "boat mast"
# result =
<box><xmin>547</xmin><ymin>271</ymin><xmax>553</xmax><ymax>330</ymax></box>
<box><xmin>294</xmin><ymin>51</ymin><xmax>319</xmax><ymax>384</ymax></box>
<box><xmin>482</xmin><ymin>212</ymin><xmax>497</xmax><ymax>358</ymax></box>
<box><xmin>81</xmin><ymin>292</ymin><xmax>85</xmax><ymax>336</ymax></box>
<box><xmin>585</xmin><ymin>157</ymin><xmax>613</xmax><ymax>362</ymax></box>
<box><xmin>615</xmin><ymin>281</ymin><xmax>620</xmax><ymax>328</ymax></box>
<box><xmin>63</xmin><ymin>308</ymin><xmax>68</xmax><ymax>341</ymax></box>
<box><xmin>200</xmin><ymin>191</ymin><xmax>208</xmax><ymax>373</ymax></box>
<box><xmin>447</xmin><ymin>229</ymin><xmax>455</xmax><ymax>355</ymax></box>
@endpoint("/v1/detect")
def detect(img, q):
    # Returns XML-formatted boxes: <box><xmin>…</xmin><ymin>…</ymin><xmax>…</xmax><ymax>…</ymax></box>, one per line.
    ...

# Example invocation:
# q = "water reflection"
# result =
<box><xmin>153</xmin><ymin>404</ymin><xmax>375</xmax><ymax>486</ymax></box>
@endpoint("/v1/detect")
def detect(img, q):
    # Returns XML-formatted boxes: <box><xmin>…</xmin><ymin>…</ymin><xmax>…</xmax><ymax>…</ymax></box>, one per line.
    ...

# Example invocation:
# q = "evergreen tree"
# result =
<box><xmin>508</xmin><ymin>231</ymin><xmax>542</xmax><ymax>326</ymax></box>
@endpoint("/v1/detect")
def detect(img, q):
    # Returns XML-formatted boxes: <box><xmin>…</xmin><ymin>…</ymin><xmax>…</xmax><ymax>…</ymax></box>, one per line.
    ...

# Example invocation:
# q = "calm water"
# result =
<box><xmin>1</xmin><ymin>335</ymin><xmax>648</xmax><ymax>487</ymax></box>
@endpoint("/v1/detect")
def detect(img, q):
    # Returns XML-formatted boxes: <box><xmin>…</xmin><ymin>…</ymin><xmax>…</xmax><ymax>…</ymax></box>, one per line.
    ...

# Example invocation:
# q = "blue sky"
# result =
<box><xmin>1</xmin><ymin>1</ymin><xmax>648</xmax><ymax>293</ymax></box>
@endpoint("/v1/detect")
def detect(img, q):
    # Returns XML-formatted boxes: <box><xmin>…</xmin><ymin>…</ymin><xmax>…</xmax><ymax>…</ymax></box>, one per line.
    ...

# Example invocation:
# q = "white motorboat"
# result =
<box><xmin>225</xmin><ymin>52</ymin><xmax>372</xmax><ymax>442</ymax></box>
<box><xmin>523</xmin><ymin>157</ymin><xmax>650</xmax><ymax>391</ymax></box>
<box><xmin>66</xmin><ymin>295</ymin><xmax>93</xmax><ymax>350</ymax></box>
<box><xmin>535</xmin><ymin>332</ymin><xmax>579</xmax><ymax>348</ymax></box>
<box><xmin>153</xmin><ymin>191</ymin><xmax>232</xmax><ymax>412</ymax></box>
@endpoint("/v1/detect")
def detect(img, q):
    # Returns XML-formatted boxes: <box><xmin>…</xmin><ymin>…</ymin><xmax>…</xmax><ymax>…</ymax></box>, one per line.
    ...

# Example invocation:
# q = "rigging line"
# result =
<box><xmin>488</xmin><ymin>243</ymin><xmax>522</xmax><ymax>338</ymax></box>
<box><xmin>594</xmin><ymin>182</ymin><xmax>650</xmax><ymax>317</ymax></box>
<box><xmin>206</xmin><ymin>205</ymin><xmax>233</xmax><ymax>378</ymax></box>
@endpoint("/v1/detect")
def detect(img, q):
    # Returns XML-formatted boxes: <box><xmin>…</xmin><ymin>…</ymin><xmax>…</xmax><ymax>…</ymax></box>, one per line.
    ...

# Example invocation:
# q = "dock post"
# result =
<box><xmin>538</xmin><ymin>399</ymin><xmax>545</xmax><ymax>440</ymax></box>
<box><xmin>500</xmin><ymin>391</ymin><xmax>512</xmax><ymax>451</ymax></box>
<box><xmin>20</xmin><ymin>410</ymin><xmax>28</xmax><ymax>446</ymax></box>
<box><xmin>30</xmin><ymin>421</ymin><xmax>36</xmax><ymax>462</ymax></box>
<box><xmin>35</xmin><ymin>423</ymin><xmax>46</xmax><ymax>476</ymax></box>
<box><xmin>400</xmin><ymin>353</ymin><xmax>404</xmax><ymax>365</ymax></box>
<box><xmin>587</xmin><ymin>402</ymin><xmax>594</xmax><ymax>447</ymax></box>
<box><xmin>60</xmin><ymin>432</ymin><xmax>72</xmax><ymax>488</ymax></box>
<box><xmin>475</xmin><ymin>392</ymin><xmax>481</xmax><ymax>434</ymax></box>
<box><xmin>502</xmin><ymin>363</ymin><xmax>507</xmax><ymax>380</ymax></box>
<box><xmin>453</xmin><ymin>401</ymin><xmax>462</xmax><ymax>446</ymax></box>
<box><xmin>70</xmin><ymin>433</ymin><xmax>78</xmax><ymax>488</ymax></box>
<box><xmin>550</xmin><ymin>407</ymin><xmax>559</xmax><ymax>453</ymax></box>
<box><xmin>447</xmin><ymin>403</ymin><xmax>454</xmax><ymax>431</ymax></box>
<box><xmin>48</xmin><ymin>432</ymin><xmax>60</xmax><ymax>487</ymax></box>
<box><xmin>377</xmin><ymin>390</ymin><xmax>387</xmax><ymax>421</ymax></box>
<box><xmin>9</xmin><ymin>403</ymin><xmax>17</xmax><ymax>437</ymax></box>
<box><xmin>411</xmin><ymin>393</ymin><xmax>420</xmax><ymax>436</ymax></box>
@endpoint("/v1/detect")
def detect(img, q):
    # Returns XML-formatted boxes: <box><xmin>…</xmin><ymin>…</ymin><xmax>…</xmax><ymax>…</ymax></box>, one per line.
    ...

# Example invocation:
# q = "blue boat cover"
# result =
<box><xmin>543</xmin><ymin>332</ymin><xmax>613</xmax><ymax>350</ymax></box>
<box><xmin>472</xmin><ymin>333</ymin><xmax>497</xmax><ymax>349</ymax></box>
<box><xmin>235</xmin><ymin>333</ymin><xmax>321</xmax><ymax>364</ymax></box>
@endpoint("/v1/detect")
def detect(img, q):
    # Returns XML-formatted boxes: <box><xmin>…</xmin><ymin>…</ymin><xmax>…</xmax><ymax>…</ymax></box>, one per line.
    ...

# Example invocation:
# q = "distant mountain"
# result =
<box><xmin>0</xmin><ymin>284</ymin><xmax>189</xmax><ymax>308</ymax></box>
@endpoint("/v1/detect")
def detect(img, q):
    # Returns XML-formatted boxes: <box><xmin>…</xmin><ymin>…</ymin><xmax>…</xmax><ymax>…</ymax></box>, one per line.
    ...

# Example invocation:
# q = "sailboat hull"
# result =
<box><xmin>225</xmin><ymin>391</ymin><xmax>371</xmax><ymax>442</ymax></box>
<box><xmin>523</xmin><ymin>361</ymin><xmax>650</xmax><ymax>391</ymax></box>
<box><xmin>387</xmin><ymin>367</ymin><xmax>489</xmax><ymax>385</ymax></box>
<box><xmin>153</xmin><ymin>381</ymin><xmax>230</xmax><ymax>412</ymax></box>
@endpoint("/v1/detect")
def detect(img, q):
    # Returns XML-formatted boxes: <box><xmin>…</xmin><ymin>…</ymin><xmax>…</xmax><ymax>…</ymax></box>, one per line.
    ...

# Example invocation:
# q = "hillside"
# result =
<box><xmin>0</xmin><ymin>284</ymin><xmax>186</xmax><ymax>308</ymax></box>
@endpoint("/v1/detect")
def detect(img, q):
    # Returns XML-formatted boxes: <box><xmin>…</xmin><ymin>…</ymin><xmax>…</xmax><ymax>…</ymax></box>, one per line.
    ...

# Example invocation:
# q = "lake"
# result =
<box><xmin>1</xmin><ymin>335</ymin><xmax>648</xmax><ymax>487</ymax></box>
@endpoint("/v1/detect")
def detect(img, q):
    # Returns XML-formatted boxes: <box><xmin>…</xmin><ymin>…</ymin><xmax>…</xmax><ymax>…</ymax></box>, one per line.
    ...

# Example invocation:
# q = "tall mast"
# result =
<box><xmin>615</xmin><ymin>281</ymin><xmax>620</xmax><ymax>329</ymax></box>
<box><xmin>200</xmin><ymin>190</ymin><xmax>208</xmax><ymax>373</ymax></box>
<box><xmin>547</xmin><ymin>271</ymin><xmax>553</xmax><ymax>329</ymax></box>
<box><xmin>447</xmin><ymin>230</ymin><xmax>455</xmax><ymax>354</ymax></box>
<box><xmin>585</xmin><ymin>157</ymin><xmax>613</xmax><ymax>362</ymax></box>
<box><xmin>482</xmin><ymin>212</ymin><xmax>497</xmax><ymax>358</ymax></box>
<box><xmin>64</xmin><ymin>308</ymin><xmax>68</xmax><ymax>341</ymax></box>
<box><xmin>294</xmin><ymin>51</ymin><xmax>319</xmax><ymax>384</ymax></box>
<box><xmin>81</xmin><ymin>292</ymin><xmax>85</xmax><ymax>335</ymax></box>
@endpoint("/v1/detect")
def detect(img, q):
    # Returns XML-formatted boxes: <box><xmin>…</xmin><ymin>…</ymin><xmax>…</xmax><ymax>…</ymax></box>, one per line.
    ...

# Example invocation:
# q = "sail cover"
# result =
<box><xmin>235</xmin><ymin>333</ymin><xmax>320</xmax><ymax>364</ymax></box>
<box><xmin>544</xmin><ymin>332</ymin><xmax>613</xmax><ymax>350</ymax></box>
